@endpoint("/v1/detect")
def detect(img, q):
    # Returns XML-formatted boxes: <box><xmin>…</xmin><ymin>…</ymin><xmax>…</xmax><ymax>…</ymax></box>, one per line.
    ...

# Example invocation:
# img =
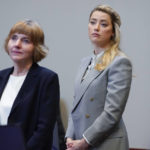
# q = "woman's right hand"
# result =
<box><xmin>66</xmin><ymin>138</ymin><xmax>74</xmax><ymax>148</ymax></box>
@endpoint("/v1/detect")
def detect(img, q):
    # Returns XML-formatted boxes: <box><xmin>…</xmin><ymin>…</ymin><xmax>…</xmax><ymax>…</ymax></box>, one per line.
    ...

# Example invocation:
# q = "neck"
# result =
<box><xmin>94</xmin><ymin>46</ymin><xmax>105</xmax><ymax>55</ymax></box>
<box><xmin>12</xmin><ymin>62</ymin><xmax>33</xmax><ymax>76</ymax></box>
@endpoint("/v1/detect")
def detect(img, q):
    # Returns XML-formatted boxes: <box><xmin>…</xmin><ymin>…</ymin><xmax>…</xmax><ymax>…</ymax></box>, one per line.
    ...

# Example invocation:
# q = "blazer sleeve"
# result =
<box><xmin>65</xmin><ymin>113</ymin><xmax>75</xmax><ymax>139</ymax></box>
<box><xmin>27</xmin><ymin>73</ymin><xmax>60</xmax><ymax>150</ymax></box>
<box><xmin>83</xmin><ymin>56</ymin><xmax>132</xmax><ymax>146</ymax></box>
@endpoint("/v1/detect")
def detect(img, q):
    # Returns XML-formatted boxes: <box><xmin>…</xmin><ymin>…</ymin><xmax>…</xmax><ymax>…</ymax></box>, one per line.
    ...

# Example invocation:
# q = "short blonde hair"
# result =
<box><xmin>4</xmin><ymin>20</ymin><xmax>48</xmax><ymax>62</ymax></box>
<box><xmin>89</xmin><ymin>5</ymin><xmax>121</xmax><ymax>71</ymax></box>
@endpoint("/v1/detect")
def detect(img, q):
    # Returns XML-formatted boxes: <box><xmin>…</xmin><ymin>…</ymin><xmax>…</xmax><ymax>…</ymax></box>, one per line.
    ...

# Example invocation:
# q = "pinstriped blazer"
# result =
<box><xmin>66</xmin><ymin>51</ymin><xmax>132</xmax><ymax>150</ymax></box>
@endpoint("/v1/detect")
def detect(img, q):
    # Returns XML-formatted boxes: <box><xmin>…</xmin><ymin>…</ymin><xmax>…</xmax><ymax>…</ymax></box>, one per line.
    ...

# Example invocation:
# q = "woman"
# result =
<box><xmin>0</xmin><ymin>20</ymin><xmax>60</xmax><ymax>150</ymax></box>
<box><xmin>65</xmin><ymin>5</ymin><xmax>132</xmax><ymax>150</ymax></box>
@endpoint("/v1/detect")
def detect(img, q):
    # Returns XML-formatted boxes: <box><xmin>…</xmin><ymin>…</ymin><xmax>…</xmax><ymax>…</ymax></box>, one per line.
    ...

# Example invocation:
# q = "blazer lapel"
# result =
<box><xmin>75</xmin><ymin>56</ymin><xmax>92</xmax><ymax>88</ymax></box>
<box><xmin>0</xmin><ymin>68</ymin><xmax>13</xmax><ymax>99</ymax></box>
<box><xmin>72</xmin><ymin>58</ymin><xmax>103</xmax><ymax>112</ymax></box>
<box><xmin>9</xmin><ymin>63</ymin><xmax>38</xmax><ymax>115</ymax></box>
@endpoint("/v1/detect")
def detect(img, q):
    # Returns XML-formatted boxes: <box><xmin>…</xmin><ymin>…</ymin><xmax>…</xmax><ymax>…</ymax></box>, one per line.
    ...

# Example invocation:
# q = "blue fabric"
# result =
<box><xmin>52</xmin><ymin>122</ymin><xmax>59</xmax><ymax>150</ymax></box>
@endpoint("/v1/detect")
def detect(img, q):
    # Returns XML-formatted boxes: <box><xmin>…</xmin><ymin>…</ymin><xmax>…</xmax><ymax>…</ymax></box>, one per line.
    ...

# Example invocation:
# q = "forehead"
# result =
<box><xmin>90</xmin><ymin>11</ymin><xmax>112</xmax><ymax>22</ymax></box>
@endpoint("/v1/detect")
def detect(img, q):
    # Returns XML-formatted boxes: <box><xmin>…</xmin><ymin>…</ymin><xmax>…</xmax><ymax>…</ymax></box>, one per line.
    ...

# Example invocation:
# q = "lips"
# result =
<box><xmin>11</xmin><ymin>50</ymin><xmax>23</xmax><ymax>55</ymax></box>
<box><xmin>92</xmin><ymin>33</ymin><xmax>100</xmax><ymax>37</ymax></box>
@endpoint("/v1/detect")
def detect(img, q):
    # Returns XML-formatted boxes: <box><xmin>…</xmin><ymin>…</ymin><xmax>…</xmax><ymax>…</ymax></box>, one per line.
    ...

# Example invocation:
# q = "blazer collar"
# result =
<box><xmin>0</xmin><ymin>67</ymin><xmax>13</xmax><ymax>98</ymax></box>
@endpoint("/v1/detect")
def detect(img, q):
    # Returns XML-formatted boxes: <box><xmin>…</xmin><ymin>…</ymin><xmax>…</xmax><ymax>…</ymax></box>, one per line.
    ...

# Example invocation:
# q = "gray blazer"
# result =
<box><xmin>65</xmin><ymin>52</ymin><xmax>132</xmax><ymax>150</ymax></box>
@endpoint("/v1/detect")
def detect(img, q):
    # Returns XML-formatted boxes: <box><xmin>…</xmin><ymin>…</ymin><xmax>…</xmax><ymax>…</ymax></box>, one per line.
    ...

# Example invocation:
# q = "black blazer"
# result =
<box><xmin>0</xmin><ymin>63</ymin><xmax>60</xmax><ymax>150</ymax></box>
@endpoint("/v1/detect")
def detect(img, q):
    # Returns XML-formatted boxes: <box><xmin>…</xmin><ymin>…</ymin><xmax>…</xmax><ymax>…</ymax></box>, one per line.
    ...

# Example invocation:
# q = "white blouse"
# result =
<box><xmin>0</xmin><ymin>74</ymin><xmax>27</xmax><ymax>125</ymax></box>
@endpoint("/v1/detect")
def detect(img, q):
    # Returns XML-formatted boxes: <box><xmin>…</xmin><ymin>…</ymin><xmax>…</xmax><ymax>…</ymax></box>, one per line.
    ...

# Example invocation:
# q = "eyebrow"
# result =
<box><xmin>100</xmin><ymin>19</ymin><xmax>108</xmax><ymax>23</ymax></box>
<box><xmin>90</xmin><ymin>18</ymin><xmax>97</xmax><ymax>21</ymax></box>
<box><xmin>90</xmin><ymin>18</ymin><xmax>108</xmax><ymax>23</ymax></box>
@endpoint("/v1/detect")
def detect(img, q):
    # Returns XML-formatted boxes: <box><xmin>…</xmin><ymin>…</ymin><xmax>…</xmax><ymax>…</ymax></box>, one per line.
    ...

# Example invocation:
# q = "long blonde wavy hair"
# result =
<box><xmin>89</xmin><ymin>5</ymin><xmax>121</xmax><ymax>71</ymax></box>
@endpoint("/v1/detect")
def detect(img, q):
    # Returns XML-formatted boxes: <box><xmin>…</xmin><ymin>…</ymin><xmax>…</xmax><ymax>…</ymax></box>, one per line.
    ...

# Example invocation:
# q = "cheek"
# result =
<box><xmin>88</xmin><ymin>26</ymin><xmax>92</xmax><ymax>37</ymax></box>
<box><xmin>28</xmin><ymin>47</ymin><xmax>34</xmax><ymax>56</ymax></box>
<box><xmin>25</xmin><ymin>44</ymin><xmax>34</xmax><ymax>52</ymax></box>
<box><xmin>88</xmin><ymin>24</ymin><xmax>92</xmax><ymax>32</ymax></box>
<box><xmin>102</xmin><ymin>29</ymin><xmax>113</xmax><ymax>37</ymax></box>
<box><xmin>7</xmin><ymin>42</ymin><xmax>12</xmax><ymax>53</ymax></box>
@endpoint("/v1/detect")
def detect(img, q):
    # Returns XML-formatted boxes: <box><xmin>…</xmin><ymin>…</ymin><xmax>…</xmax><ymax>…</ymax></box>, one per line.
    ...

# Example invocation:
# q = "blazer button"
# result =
<box><xmin>85</xmin><ymin>114</ymin><xmax>90</xmax><ymax>118</ymax></box>
<box><xmin>90</xmin><ymin>98</ymin><xmax>94</xmax><ymax>101</ymax></box>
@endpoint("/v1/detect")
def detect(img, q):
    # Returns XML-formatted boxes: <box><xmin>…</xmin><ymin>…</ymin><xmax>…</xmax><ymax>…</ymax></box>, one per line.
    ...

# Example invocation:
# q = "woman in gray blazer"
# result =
<box><xmin>66</xmin><ymin>5</ymin><xmax>132</xmax><ymax>150</ymax></box>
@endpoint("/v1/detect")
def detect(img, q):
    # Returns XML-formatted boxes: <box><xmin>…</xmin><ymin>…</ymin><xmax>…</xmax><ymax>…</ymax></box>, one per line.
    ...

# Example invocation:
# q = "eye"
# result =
<box><xmin>101</xmin><ymin>23</ymin><xmax>108</xmax><ymax>27</ymax></box>
<box><xmin>22</xmin><ymin>38</ymin><xmax>31</xmax><ymax>44</ymax></box>
<box><xmin>90</xmin><ymin>21</ymin><xmax>96</xmax><ymax>25</ymax></box>
<box><xmin>11</xmin><ymin>35</ymin><xmax>18</xmax><ymax>41</ymax></box>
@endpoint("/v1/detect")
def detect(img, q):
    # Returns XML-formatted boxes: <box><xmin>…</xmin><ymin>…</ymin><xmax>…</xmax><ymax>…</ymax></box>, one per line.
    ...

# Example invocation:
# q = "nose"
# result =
<box><xmin>94</xmin><ymin>23</ymin><xmax>100</xmax><ymax>31</ymax></box>
<box><xmin>15</xmin><ymin>39</ymin><xmax>21</xmax><ymax>48</ymax></box>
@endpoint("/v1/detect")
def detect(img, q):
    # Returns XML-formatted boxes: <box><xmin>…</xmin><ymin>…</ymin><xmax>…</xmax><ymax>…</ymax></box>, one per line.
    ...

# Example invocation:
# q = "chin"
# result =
<box><xmin>11</xmin><ymin>57</ymin><xmax>23</xmax><ymax>63</ymax></box>
<box><xmin>91</xmin><ymin>40</ymin><xmax>101</xmax><ymax>45</ymax></box>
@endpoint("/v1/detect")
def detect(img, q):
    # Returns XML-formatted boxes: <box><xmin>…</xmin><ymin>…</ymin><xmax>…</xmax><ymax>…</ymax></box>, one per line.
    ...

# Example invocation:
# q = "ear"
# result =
<box><xmin>111</xmin><ymin>31</ymin><xmax>115</xmax><ymax>39</ymax></box>
<box><xmin>112</xmin><ymin>31</ymin><xmax>115</xmax><ymax>37</ymax></box>
<box><xmin>110</xmin><ymin>33</ymin><xmax>115</xmax><ymax>41</ymax></box>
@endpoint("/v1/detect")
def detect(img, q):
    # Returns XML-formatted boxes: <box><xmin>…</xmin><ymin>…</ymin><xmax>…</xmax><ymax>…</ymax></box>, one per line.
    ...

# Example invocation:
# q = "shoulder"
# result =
<box><xmin>38</xmin><ymin>67</ymin><xmax>58</xmax><ymax>80</ymax></box>
<box><xmin>106</xmin><ymin>51</ymin><xmax>132</xmax><ymax>77</ymax></box>
<box><xmin>31</xmin><ymin>63</ymin><xmax>59</xmax><ymax>80</ymax></box>
<box><xmin>39</xmin><ymin>66</ymin><xmax>58</xmax><ymax>76</ymax></box>
<box><xmin>110</xmin><ymin>51</ymin><xmax>132</xmax><ymax>68</ymax></box>
<box><xmin>0</xmin><ymin>67</ymin><xmax>13</xmax><ymax>76</ymax></box>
